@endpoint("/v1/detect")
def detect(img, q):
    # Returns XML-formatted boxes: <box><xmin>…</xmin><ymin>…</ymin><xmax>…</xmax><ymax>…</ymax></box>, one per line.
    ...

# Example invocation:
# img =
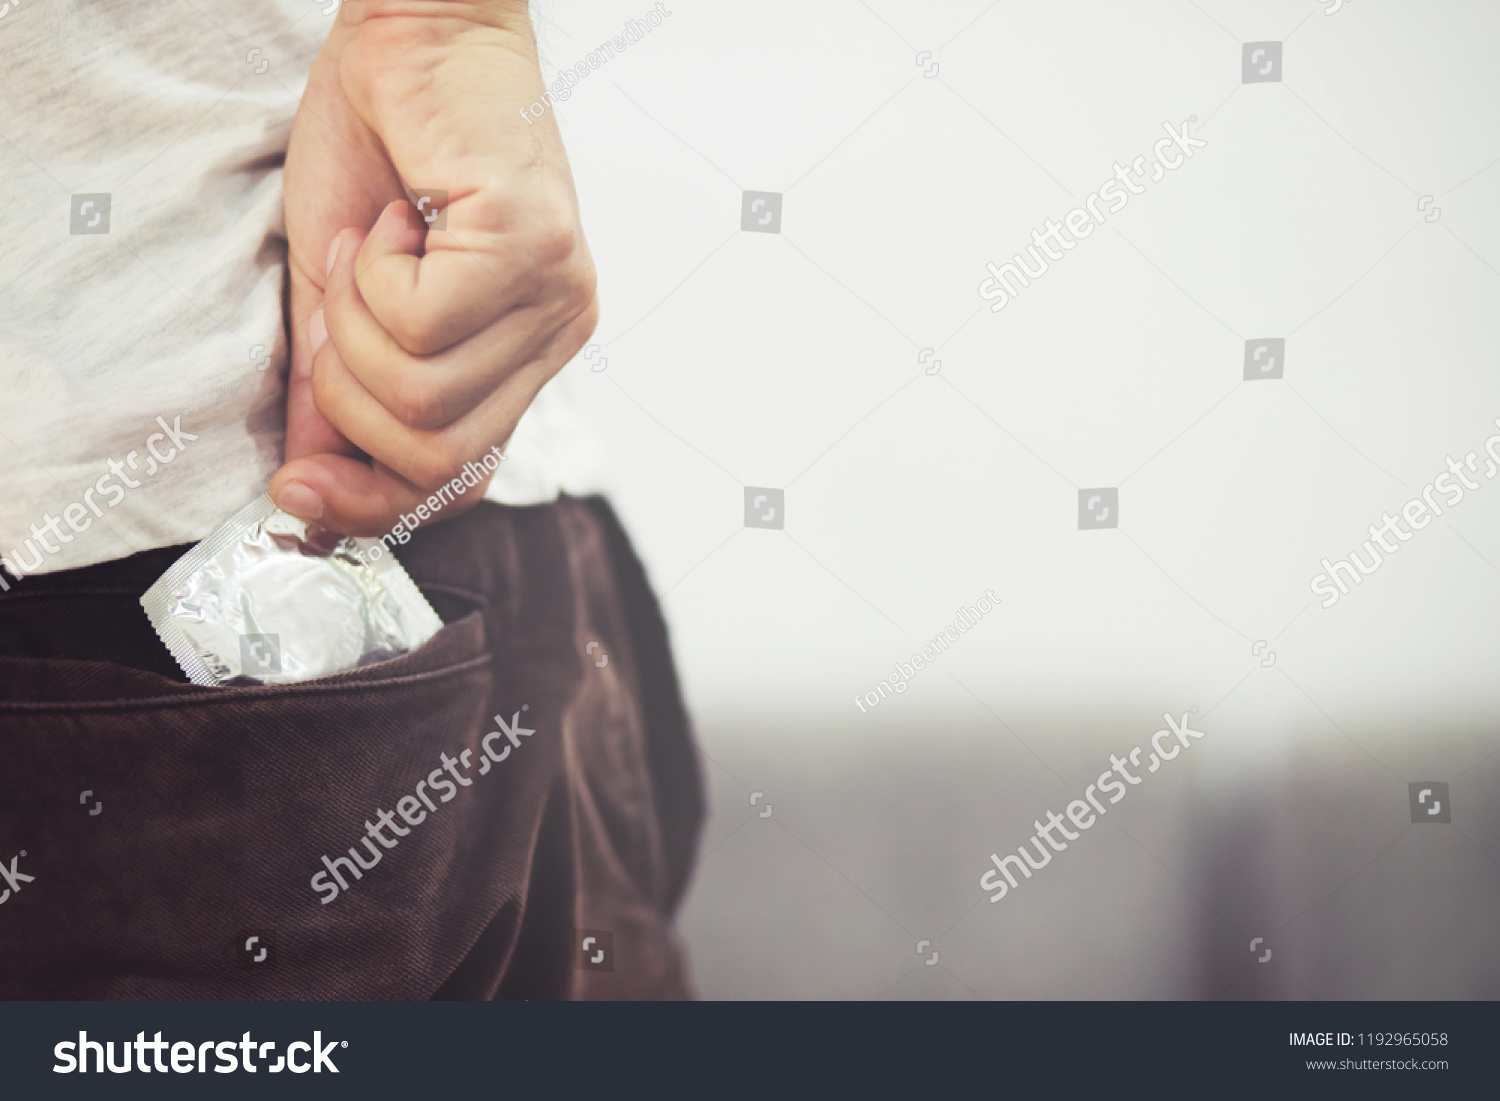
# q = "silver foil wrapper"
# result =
<box><xmin>140</xmin><ymin>493</ymin><xmax>443</xmax><ymax>686</ymax></box>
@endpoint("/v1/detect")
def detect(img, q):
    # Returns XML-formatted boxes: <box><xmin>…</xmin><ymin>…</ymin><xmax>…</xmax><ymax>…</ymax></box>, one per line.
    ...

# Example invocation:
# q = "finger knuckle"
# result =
<box><xmin>389</xmin><ymin>374</ymin><xmax>450</xmax><ymax>430</ymax></box>
<box><xmin>573</xmin><ymin>290</ymin><xmax>600</xmax><ymax>340</ymax></box>
<box><xmin>516</xmin><ymin>200</ymin><xmax>582</xmax><ymax>269</ymax></box>
<box><xmin>386</xmin><ymin>303</ymin><xmax>448</xmax><ymax>357</ymax></box>
<box><xmin>398</xmin><ymin>322</ymin><xmax>448</xmax><ymax>359</ymax></box>
<box><xmin>408</xmin><ymin>441</ymin><xmax>462</xmax><ymax>491</ymax></box>
<box><xmin>564</xmin><ymin>259</ymin><xmax>598</xmax><ymax>319</ymax></box>
<box><xmin>534</xmin><ymin>218</ymin><xmax>577</xmax><ymax>266</ymax></box>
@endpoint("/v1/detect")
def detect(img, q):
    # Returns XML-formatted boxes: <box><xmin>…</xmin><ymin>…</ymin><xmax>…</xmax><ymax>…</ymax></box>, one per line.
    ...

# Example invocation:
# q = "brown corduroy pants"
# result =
<box><xmin>0</xmin><ymin>496</ymin><xmax>703</xmax><ymax>1000</ymax></box>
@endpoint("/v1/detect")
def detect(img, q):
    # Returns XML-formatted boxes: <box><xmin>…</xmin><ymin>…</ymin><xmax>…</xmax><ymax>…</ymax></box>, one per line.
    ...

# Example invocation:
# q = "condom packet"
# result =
<box><xmin>140</xmin><ymin>493</ymin><xmax>442</xmax><ymax>687</ymax></box>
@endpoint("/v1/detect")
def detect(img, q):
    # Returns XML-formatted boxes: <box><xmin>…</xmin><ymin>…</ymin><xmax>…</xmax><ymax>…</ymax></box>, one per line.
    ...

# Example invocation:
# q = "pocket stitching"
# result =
<box><xmin>0</xmin><ymin>652</ymin><xmax>493</xmax><ymax>714</ymax></box>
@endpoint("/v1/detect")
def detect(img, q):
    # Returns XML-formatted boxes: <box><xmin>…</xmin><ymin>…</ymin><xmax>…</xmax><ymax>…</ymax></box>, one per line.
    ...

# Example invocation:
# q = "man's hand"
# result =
<box><xmin>272</xmin><ymin>0</ymin><xmax>598</xmax><ymax>535</ymax></box>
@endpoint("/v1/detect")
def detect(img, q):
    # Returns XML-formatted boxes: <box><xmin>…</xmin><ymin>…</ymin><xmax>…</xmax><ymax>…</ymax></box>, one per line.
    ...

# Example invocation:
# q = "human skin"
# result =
<box><xmin>272</xmin><ymin>0</ymin><xmax>600</xmax><ymax>534</ymax></box>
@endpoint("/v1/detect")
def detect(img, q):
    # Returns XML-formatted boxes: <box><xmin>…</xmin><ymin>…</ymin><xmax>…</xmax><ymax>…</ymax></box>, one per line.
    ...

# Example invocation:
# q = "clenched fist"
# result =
<box><xmin>272</xmin><ymin>0</ymin><xmax>599</xmax><ymax>535</ymax></box>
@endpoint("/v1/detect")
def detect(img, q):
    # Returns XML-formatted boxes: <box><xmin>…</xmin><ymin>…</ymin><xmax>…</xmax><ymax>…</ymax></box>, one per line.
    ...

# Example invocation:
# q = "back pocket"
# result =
<box><xmin>0</xmin><ymin>611</ymin><xmax>501</xmax><ymax>999</ymax></box>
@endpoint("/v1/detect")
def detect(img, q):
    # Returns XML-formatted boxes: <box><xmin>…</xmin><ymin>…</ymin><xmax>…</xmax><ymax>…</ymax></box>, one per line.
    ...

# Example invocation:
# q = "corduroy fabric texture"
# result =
<box><xmin>0</xmin><ymin>496</ymin><xmax>703</xmax><ymax>1000</ymax></box>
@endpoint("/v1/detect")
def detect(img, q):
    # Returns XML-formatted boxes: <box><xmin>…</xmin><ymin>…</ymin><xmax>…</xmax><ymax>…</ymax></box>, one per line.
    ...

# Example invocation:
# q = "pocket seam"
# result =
<box><xmin>0</xmin><ymin>652</ymin><xmax>492</xmax><ymax>714</ymax></box>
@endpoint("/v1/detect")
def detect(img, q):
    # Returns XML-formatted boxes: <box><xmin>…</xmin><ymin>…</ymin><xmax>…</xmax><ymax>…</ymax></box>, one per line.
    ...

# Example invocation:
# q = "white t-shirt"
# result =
<box><xmin>0</xmin><ymin>0</ymin><xmax>604</xmax><ymax>579</ymax></box>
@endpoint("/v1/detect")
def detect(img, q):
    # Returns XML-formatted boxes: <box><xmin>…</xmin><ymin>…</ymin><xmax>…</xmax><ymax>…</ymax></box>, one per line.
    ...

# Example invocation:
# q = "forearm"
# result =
<box><xmin>328</xmin><ymin>0</ymin><xmax>553</xmax><ymax>176</ymax></box>
<box><xmin>338</xmin><ymin>0</ymin><xmax>534</xmax><ymax>38</ymax></box>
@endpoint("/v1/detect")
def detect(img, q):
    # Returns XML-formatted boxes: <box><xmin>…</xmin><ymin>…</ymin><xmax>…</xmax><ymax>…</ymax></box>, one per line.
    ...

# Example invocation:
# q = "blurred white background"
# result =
<box><xmin>534</xmin><ymin>0</ymin><xmax>1500</xmax><ymax>998</ymax></box>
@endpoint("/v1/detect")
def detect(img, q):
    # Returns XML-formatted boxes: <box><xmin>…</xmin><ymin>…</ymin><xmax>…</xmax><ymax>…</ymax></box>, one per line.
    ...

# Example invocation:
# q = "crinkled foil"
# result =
<box><xmin>140</xmin><ymin>493</ymin><xmax>443</xmax><ymax>686</ymax></box>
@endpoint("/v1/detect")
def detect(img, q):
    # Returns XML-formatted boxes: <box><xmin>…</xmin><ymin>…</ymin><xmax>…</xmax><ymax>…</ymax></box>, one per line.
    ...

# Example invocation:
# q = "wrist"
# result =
<box><xmin>339</xmin><ymin>0</ymin><xmax>532</xmax><ymax>34</ymax></box>
<box><xmin>331</xmin><ymin>0</ymin><xmax>539</xmax><ymax>89</ymax></box>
